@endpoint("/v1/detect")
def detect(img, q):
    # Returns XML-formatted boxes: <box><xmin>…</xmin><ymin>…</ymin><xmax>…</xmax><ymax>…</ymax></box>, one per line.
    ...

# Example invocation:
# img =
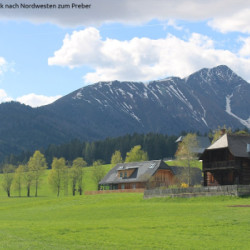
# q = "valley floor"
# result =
<box><xmin>0</xmin><ymin>193</ymin><xmax>250</xmax><ymax>249</ymax></box>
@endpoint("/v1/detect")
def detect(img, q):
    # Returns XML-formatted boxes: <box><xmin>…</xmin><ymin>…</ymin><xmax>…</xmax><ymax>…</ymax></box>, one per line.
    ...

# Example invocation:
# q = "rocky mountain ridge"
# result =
<box><xmin>0</xmin><ymin>65</ymin><xmax>249</xmax><ymax>159</ymax></box>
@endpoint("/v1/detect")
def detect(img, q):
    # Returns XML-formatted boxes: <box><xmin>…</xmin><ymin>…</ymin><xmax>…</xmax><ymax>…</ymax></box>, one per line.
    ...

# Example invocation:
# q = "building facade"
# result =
<box><xmin>200</xmin><ymin>134</ymin><xmax>250</xmax><ymax>186</ymax></box>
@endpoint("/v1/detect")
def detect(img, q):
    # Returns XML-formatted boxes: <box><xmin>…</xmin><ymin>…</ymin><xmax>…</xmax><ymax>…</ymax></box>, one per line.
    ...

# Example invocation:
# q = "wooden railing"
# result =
<box><xmin>203</xmin><ymin>160</ymin><xmax>239</xmax><ymax>170</ymax></box>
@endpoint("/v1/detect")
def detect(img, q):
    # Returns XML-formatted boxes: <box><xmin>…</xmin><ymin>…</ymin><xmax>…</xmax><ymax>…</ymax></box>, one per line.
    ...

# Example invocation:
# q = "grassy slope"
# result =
<box><xmin>166</xmin><ymin>160</ymin><xmax>202</xmax><ymax>169</ymax></box>
<box><xmin>0</xmin><ymin>193</ymin><xmax>250</xmax><ymax>249</ymax></box>
<box><xmin>1</xmin><ymin>163</ymin><xmax>250</xmax><ymax>249</ymax></box>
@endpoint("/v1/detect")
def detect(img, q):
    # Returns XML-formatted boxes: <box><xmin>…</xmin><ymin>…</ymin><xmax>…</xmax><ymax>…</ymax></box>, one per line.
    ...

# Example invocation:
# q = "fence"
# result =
<box><xmin>85</xmin><ymin>189</ymin><xmax>144</xmax><ymax>195</ymax></box>
<box><xmin>144</xmin><ymin>185</ymin><xmax>250</xmax><ymax>199</ymax></box>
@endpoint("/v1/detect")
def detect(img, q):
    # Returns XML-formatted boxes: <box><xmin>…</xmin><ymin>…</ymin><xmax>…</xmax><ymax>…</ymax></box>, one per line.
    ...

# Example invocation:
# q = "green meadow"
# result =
<box><xmin>1</xmin><ymin>164</ymin><xmax>250</xmax><ymax>249</ymax></box>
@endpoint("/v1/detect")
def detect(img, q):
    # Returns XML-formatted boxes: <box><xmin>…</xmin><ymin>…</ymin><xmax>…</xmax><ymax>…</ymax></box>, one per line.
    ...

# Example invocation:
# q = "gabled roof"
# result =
<box><xmin>201</xmin><ymin>133</ymin><xmax>250</xmax><ymax>159</ymax></box>
<box><xmin>176</xmin><ymin>135</ymin><xmax>211</xmax><ymax>154</ymax></box>
<box><xmin>99</xmin><ymin>160</ymin><xmax>172</xmax><ymax>185</ymax></box>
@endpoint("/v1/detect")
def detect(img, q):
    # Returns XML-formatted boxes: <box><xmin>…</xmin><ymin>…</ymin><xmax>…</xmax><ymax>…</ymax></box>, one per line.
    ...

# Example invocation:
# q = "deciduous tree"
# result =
<box><xmin>175</xmin><ymin>133</ymin><xmax>198</xmax><ymax>186</ymax></box>
<box><xmin>48</xmin><ymin>157</ymin><xmax>67</xmax><ymax>197</ymax></box>
<box><xmin>70</xmin><ymin>157</ymin><xmax>87</xmax><ymax>195</ymax></box>
<box><xmin>23</xmin><ymin>164</ymin><xmax>33</xmax><ymax>197</ymax></box>
<box><xmin>125</xmin><ymin>145</ymin><xmax>148</xmax><ymax>162</ymax></box>
<box><xmin>13</xmin><ymin>164</ymin><xmax>24</xmax><ymax>197</ymax></box>
<box><xmin>111</xmin><ymin>150</ymin><xmax>123</xmax><ymax>164</ymax></box>
<box><xmin>92</xmin><ymin>160</ymin><xmax>106</xmax><ymax>190</ymax></box>
<box><xmin>28</xmin><ymin>150</ymin><xmax>48</xmax><ymax>197</ymax></box>
<box><xmin>2</xmin><ymin>164</ymin><xmax>15</xmax><ymax>197</ymax></box>
<box><xmin>211</xmin><ymin>126</ymin><xmax>232</xmax><ymax>143</ymax></box>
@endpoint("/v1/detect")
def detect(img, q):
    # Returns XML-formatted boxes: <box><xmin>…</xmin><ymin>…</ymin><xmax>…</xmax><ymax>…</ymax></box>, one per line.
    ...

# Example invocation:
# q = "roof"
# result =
<box><xmin>99</xmin><ymin>160</ymin><xmax>173</xmax><ymax>185</ymax></box>
<box><xmin>176</xmin><ymin>135</ymin><xmax>211</xmax><ymax>154</ymax></box>
<box><xmin>201</xmin><ymin>133</ymin><xmax>250</xmax><ymax>159</ymax></box>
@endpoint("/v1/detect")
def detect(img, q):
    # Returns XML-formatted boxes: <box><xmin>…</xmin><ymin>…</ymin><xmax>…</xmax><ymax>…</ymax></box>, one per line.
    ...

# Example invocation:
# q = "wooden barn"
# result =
<box><xmin>200</xmin><ymin>134</ymin><xmax>250</xmax><ymax>186</ymax></box>
<box><xmin>99</xmin><ymin>160</ymin><xmax>202</xmax><ymax>190</ymax></box>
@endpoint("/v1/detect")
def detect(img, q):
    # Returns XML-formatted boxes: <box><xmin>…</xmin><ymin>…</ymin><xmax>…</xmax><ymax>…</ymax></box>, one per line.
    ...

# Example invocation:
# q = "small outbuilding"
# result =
<box><xmin>200</xmin><ymin>133</ymin><xmax>250</xmax><ymax>186</ymax></box>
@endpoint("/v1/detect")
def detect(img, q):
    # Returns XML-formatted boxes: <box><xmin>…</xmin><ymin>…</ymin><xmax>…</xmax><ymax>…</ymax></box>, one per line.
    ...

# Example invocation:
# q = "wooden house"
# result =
<box><xmin>200</xmin><ymin>134</ymin><xmax>250</xmax><ymax>186</ymax></box>
<box><xmin>99</xmin><ymin>160</ymin><xmax>202</xmax><ymax>190</ymax></box>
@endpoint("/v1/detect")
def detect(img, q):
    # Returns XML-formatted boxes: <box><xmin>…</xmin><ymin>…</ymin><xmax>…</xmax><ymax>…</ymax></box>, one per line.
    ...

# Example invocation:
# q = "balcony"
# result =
<box><xmin>203</xmin><ymin>160</ymin><xmax>240</xmax><ymax>171</ymax></box>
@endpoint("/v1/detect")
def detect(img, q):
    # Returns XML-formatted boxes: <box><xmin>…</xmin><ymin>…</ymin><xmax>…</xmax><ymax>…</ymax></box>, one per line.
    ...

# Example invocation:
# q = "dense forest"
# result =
<box><xmin>1</xmin><ymin>133</ymin><xmax>178</xmax><ymax>169</ymax></box>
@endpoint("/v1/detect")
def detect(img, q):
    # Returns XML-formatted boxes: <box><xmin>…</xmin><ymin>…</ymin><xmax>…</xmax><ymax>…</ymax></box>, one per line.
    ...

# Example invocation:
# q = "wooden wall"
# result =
<box><xmin>241</xmin><ymin>159</ymin><xmax>250</xmax><ymax>184</ymax></box>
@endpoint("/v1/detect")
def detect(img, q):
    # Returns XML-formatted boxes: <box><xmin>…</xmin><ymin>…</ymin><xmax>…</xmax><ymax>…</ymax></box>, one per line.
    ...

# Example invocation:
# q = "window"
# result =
<box><xmin>124</xmin><ymin>172</ymin><xmax>127</xmax><ymax>178</ymax></box>
<box><xmin>119</xmin><ymin>172</ymin><xmax>123</xmax><ymax>178</ymax></box>
<box><xmin>121</xmin><ymin>184</ymin><xmax>125</xmax><ymax>189</ymax></box>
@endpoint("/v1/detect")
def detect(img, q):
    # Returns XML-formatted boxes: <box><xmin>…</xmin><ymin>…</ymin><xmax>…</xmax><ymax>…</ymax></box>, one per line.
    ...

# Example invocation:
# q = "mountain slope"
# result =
<box><xmin>0</xmin><ymin>65</ymin><xmax>250</xmax><ymax>160</ymax></box>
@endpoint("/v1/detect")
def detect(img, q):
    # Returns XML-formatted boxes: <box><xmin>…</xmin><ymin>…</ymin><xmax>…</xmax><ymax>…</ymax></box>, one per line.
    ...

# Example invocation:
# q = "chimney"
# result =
<box><xmin>220</xmin><ymin>129</ymin><xmax>226</xmax><ymax>136</ymax></box>
<box><xmin>247</xmin><ymin>144</ymin><xmax>250</xmax><ymax>154</ymax></box>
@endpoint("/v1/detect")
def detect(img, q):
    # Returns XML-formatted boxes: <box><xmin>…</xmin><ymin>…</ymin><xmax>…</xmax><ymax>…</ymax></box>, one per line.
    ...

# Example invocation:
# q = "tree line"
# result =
<box><xmin>1</xmin><ymin>145</ymin><xmax>150</xmax><ymax>197</ymax></box>
<box><xmin>2</xmin><ymin>133</ymin><xmax>178</xmax><ymax>169</ymax></box>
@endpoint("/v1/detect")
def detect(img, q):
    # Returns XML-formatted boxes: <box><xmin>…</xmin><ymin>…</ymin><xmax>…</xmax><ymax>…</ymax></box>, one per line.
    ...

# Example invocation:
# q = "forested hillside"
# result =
<box><xmin>1</xmin><ymin>66</ymin><xmax>250</xmax><ymax>162</ymax></box>
<box><xmin>2</xmin><ymin>133</ymin><xmax>178</xmax><ymax>169</ymax></box>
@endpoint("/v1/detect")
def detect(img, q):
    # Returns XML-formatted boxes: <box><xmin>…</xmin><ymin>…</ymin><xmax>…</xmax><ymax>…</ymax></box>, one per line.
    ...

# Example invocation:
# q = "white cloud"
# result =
<box><xmin>48</xmin><ymin>27</ymin><xmax>250</xmax><ymax>83</ymax></box>
<box><xmin>1</xmin><ymin>0</ymin><xmax>250</xmax><ymax>34</ymax></box>
<box><xmin>238</xmin><ymin>37</ymin><xmax>250</xmax><ymax>57</ymax></box>
<box><xmin>0</xmin><ymin>57</ymin><xmax>7</xmax><ymax>75</ymax></box>
<box><xmin>0</xmin><ymin>89</ymin><xmax>13</xmax><ymax>103</ymax></box>
<box><xmin>16</xmin><ymin>94</ymin><xmax>62</xmax><ymax>107</ymax></box>
<box><xmin>165</xmin><ymin>19</ymin><xmax>183</xmax><ymax>31</ymax></box>
<box><xmin>0</xmin><ymin>89</ymin><xmax>61</xmax><ymax>107</ymax></box>
<box><xmin>209</xmin><ymin>9</ymin><xmax>250</xmax><ymax>33</ymax></box>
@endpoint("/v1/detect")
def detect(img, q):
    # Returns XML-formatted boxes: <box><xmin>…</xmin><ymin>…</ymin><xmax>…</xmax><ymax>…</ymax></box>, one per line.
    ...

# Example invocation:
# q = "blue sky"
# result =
<box><xmin>1</xmin><ymin>0</ymin><xmax>250</xmax><ymax>107</ymax></box>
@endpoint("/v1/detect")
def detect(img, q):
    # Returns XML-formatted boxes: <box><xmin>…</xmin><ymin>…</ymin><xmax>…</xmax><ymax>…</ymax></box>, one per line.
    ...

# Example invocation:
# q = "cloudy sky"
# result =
<box><xmin>1</xmin><ymin>0</ymin><xmax>250</xmax><ymax>107</ymax></box>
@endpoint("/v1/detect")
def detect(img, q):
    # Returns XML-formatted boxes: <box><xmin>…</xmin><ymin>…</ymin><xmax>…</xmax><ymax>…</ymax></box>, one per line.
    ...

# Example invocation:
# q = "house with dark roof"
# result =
<box><xmin>176</xmin><ymin>135</ymin><xmax>211</xmax><ymax>156</ymax></box>
<box><xmin>99</xmin><ymin>160</ymin><xmax>202</xmax><ymax>190</ymax></box>
<box><xmin>200</xmin><ymin>134</ymin><xmax>250</xmax><ymax>186</ymax></box>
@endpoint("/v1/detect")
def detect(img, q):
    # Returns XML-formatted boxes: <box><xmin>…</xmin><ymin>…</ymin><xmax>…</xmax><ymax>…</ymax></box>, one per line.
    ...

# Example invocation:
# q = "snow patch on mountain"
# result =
<box><xmin>226</xmin><ymin>94</ymin><xmax>250</xmax><ymax>129</ymax></box>
<box><xmin>168</xmin><ymin>85</ymin><xmax>193</xmax><ymax>110</ymax></box>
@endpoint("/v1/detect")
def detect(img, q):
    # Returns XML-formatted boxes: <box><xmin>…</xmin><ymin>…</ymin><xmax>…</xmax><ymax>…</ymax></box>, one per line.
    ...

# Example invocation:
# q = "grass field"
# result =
<box><xmin>166</xmin><ymin>159</ymin><xmax>202</xmax><ymax>169</ymax></box>
<box><xmin>1</xmin><ymin>193</ymin><xmax>250</xmax><ymax>249</ymax></box>
<box><xmin>1</xmin><ymin>163</ymin><xmax>250</xmax><ymax>249</ymax></box>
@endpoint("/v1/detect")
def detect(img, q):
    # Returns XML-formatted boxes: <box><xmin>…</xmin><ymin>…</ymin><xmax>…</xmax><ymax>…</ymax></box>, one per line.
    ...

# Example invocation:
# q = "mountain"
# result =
<box><xmin>0</xmin><ymin>65</ymin><xmax>250</xmax><ymax>160</ymax></box>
